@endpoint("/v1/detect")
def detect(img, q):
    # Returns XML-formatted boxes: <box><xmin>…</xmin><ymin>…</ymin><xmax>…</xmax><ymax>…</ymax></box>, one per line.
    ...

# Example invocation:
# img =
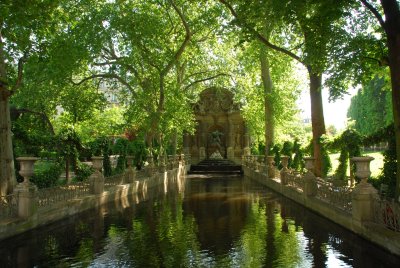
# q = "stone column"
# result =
<box><xmin>125</xmin><ymin>156</ymin><xmax>135</xmax><ymax>183</ymax></box>
<box><xmin>183</xmin><ymin>131</ymin><xmax>190</xmax><ymax>155</ymax></box>
<box><xmin>14</xmin><ymin>157</ymin><xmax>39</xmax><ymax>219</ymax></box>
<box><xmin>351</xmin><ymin>156</ymin><xmax>378</xmax><ymax>222</ymax></box>
<box><xmin>303</xmin><ymin>157</ymin><xmax>317</xmax><ymax>197</ymax></box>
<box><xmin>199</xmin><ymin>121</ymin><xmax>207</xmax><ymax>160</ymax></box>
<box><xmin>280</xmin><ymin>156</ymin><xmax>289</xmax><ymax>185</ymax></box>
<box><xmin>90</xmin><ymin>156</ymin><xmax>105</xmax><ymax>195</ymax></box>
<box><xmin>243</xmin><ymin>123</ymin><xmax>250</xmax><ymax>156</ymax></box>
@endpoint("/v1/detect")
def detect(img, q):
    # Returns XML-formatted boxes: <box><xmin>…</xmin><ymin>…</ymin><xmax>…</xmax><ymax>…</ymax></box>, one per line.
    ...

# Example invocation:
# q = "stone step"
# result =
<box><xmin>189</xmin><ymin>159</ymin><xmax>242</xmax><ymax>174</ymax></box>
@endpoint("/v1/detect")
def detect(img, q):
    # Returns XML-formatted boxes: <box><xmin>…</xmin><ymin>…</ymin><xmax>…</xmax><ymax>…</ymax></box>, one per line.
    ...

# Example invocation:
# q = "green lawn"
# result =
<box><xmin>328</xmin><ymin>151</ymin><xmax>384</xmax><ymax>178</ymax></box>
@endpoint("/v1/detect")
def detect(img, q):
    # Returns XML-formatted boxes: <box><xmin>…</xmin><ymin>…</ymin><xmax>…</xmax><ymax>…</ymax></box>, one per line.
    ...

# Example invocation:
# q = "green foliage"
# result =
<box><xmin>320</xmin><ymin>137</ymin><xmax>332</xmax><ymax>178</ymax></box>
<box><xmin>329</xmin><ymin>129</ymin><xmax>362</xmax><ymax>180</ymax></box>
<box><xmin>57</xmin><ymin>127</ymin><xmax>82</xmax><ymax>171</ymax></box>
<box><xmin>74</xmin><ymin>162</ymin><xmax>94</xmax><ymax>182</ymax></box>
<box><xmin>347</xmin><ymin>76</ymin><xmax>393</xmax><ymax>136</ymax></box>
<box><xmin>281</xmin><ymin>141</ymin><xmax>293</xmax><ymax>167</ymax></box>
<box><xmin>271</xmin><ymin>144</ymin><xmax>281</xmax><ymax>168</ymax></box>
<box><xmin>129</xmin><ymin>139</ymin><xmax>147</xmax><ymax>169</ymax></box>
<box><xmin>89</xmin><ymin>136</ymin><xmax>112</xmax><ymax>177</ymax></box>
<box><xmin>364</xmin><ymin>124</ymin><xmax>396</xmax><ymax>198</ymax></box>
<box><xmin>31</xmin><ymin>161</ymin><xmax>63</xmax><ymax>189</ymax></box>
<box><xmin>291</xmin><ymin>139</ymin><xmax>304</xmax><ymax>171</ymax></box>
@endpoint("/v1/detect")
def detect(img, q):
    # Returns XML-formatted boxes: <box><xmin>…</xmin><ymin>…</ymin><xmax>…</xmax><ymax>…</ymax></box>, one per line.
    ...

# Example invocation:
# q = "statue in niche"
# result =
<box><xmin>210</xmin><ymin>130</ymin><xmax>223</xmax><ymax>149</ymax></box>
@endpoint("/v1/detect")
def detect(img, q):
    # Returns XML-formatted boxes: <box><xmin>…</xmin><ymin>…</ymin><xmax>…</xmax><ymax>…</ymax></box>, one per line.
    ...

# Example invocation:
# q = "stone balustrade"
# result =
<box><xmin>0</xmin><ymin>154</ymin><xmax>190</xmax><ymax>241</ymax></box>
<box><xmin>243</xmin><ymin>154</ymin><xmax>400</xmax><ymax>256</ymax></box>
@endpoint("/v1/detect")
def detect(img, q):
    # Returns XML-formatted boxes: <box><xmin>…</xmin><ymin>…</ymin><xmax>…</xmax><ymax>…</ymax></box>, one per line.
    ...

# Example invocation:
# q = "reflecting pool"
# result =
<box><xmin>1</xmin><ymin>175</ymin><xmax>399</xmax><ymax>267</ymax></box>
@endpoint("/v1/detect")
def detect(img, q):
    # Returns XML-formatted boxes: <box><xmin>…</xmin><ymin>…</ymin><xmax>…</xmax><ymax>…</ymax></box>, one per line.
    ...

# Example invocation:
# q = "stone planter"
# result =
<box><xmin>280</xmin><ymin>156</ymin><xmax>289</xmax><ymax>185</ymax></box>
<box><xmin>352</xmin><ymin>156</ymin><xmax>374</xmax><ymax>183</ymax></box>
<box><xmin>125</xmin><ymin>156</ymin><xmax>135</xmax><ymax>183</ymax></box>
<box><xmin>15</xmin><ymin>157</ymin><xmax>39</xmax><ymax>219</ymax></box>
<box><xmin>16</xmin><ymin>157</ymin><xmax>39</xmax><ymax>185</ymax></box>
<box><xmin>351</xmin><ymin>156</ymin><xmax>378</xmax><ymax>222</ymax></box>
<box><xmin>304</xmin><ymin>157</ymin><xmax>315</xmax><ymax>175</ymax></box>
<box><xmin>267</xmin><ymin>156</ymin><xmax>275</xmax><ymax>178</ymax></box>
<box><xmin>90</xmin><ymin>156</ymin><xmax>104</xmax><ymax>194</ymax></box>
<box><xmin>303</xmin><ymin>157</ymin><xmax>317</xmax><ymax>196</ymax></box>
<box><xmin>91</xmin><ymin>156</ymin><xmax>104</xmax><ymax>171</ymax></box>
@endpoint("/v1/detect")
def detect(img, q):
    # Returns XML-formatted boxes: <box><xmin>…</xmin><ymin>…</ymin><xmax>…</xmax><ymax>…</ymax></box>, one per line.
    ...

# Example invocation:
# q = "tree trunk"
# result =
<box><xmin>381</xmin><ymin>0</ymin><xmax>400</xmax><ymax>199</ymax></box>
<box><xmin>308</xmin><ymin>68</ymin><xmax>326</xmax><ymax>177</ymax></box>
<box><xmin>260</xmin><ymin>46</ymin><xmax>274</xmax><ymax>155</ymax></box>
<box><xmin>0</xmin><ymin>88</ymin><xmax>16</xmax><ymax>195</ymax></box>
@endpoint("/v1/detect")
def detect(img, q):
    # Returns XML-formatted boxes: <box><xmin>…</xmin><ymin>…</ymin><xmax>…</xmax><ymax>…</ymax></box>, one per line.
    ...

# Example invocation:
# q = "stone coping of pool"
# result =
<box><xmin>0</xmin><ymin>165</ymin><xmax>189</xmax><ymax>241</ymax></box>
<box><xmin>243</xmin><ymin>166</ymin><xmax>400</xmax><ymax>257</ymax></box>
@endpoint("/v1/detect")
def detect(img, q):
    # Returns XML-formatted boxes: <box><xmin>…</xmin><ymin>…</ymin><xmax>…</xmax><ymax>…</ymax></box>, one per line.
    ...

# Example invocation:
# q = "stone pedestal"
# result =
<box><xmin>90</xmin><ymin>156</ymin><xmax>104</xmax><ymax>195</ymax></box>
<box><xmin>303</xmin><ymin>157</ymin><xmax>317</xmax><ymax>196</ymax></box>
<box><xmin>15</xmin><ymin>183</ymin><xmax>38</xmax><ymax>219</ymax></box>
<box><xmin>280</xmin><ymin>156</ymin><xmax>289</xmax><ymax>185</ymax></box>
<box><xmin>125</xmin><ymin>156</ymin><xmax>136</xmax><ymax>183</ymax></box>
<box><xmin>351</xmin><ymin>156</ymin><xmax>378</xmax><ymax>222</ymax></box>
<box><xmin>267</xmin><ymin>156</ymin><xmax>275</xmax><ymax>178</ymax></box>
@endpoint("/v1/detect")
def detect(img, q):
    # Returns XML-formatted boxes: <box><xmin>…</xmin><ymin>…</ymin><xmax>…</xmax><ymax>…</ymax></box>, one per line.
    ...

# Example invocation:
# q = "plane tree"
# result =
<box><xmin>219</xmin><ymin>0</ymin><xmax>351</xmax><ymax>176</ymax></box>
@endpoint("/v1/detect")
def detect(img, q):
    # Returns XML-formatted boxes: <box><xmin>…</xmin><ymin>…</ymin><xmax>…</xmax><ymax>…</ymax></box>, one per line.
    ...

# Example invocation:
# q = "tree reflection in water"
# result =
<box><xmin>0</xmin><ymin>176</ymin><xmax>399</xmax><ymax>267</ymax></box>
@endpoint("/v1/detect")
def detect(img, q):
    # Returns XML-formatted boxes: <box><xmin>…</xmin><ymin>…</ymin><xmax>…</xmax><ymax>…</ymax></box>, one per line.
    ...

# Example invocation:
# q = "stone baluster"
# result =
<box><xmin>351</xmin><ymin>156</ymin><xmax>378</xmax><ymax>223</ymax></box>
<box><xmin>15</xmin><ymin>157</ymin><xmax>39</xmax><ymax>219</ymax></box>
<box><xmin>280</xmin><ymin>155</ymin><xmax>290</xmax><ymax>185</ymax></box>
<box><xmin>90</xmin><ymin>156</ymin><xmax>105</xmax><ymax>195</ymax></box>
<box><xmin>303</xmin><ymin>157</ymin><xmax>317</xmax><ymax>197</ymax></box>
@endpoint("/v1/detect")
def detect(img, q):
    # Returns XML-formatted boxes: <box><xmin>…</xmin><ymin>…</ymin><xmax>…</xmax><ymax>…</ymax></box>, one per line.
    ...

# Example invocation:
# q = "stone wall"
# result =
<box><xmin>0</xmin><ymin>161</ymin><xmax>189</xmax><ymax>241</ymax></box>
<box><xmin>184</xmin><ymin>88</ymin><xmax>250</xmax><ymax>164</ymax></box>
<box><xmin>243</xmin><ymin>165</ymin><xmax>400</xmax><ymax>256</ymax></box>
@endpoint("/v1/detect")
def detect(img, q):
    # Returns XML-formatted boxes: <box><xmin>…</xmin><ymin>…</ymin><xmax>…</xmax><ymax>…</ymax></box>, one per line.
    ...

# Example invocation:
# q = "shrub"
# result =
<box><xmin>74</xmin><ymin>162</ymin><xmax>94</xmax><ymax>182</ymax></box>
<box><xmin>31</xmin><ymin>161</ymin><xmax>63</xmax><ymax>189</ymax></box>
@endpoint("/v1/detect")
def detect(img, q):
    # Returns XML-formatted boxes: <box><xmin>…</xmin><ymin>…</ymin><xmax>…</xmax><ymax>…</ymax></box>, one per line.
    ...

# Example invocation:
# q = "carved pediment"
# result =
<box><xmin>193</xmin><ymin>88</ymin><xmax>240</xmax><ymax>115</ymax></box>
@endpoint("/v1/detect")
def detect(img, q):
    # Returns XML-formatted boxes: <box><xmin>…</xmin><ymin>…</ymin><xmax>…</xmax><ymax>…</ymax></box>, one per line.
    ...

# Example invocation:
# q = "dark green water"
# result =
<box><xmin>0</xmin><ymin>175</ymin><xmax>399</xmax><ymax>267</ymax></box>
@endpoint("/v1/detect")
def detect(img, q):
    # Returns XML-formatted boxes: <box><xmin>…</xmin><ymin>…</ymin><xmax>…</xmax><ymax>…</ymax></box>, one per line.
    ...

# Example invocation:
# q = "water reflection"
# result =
<box><xmin>0</xmin><ymin>175</ymin><xmax>399</xmax><ymax>267</ymax></box>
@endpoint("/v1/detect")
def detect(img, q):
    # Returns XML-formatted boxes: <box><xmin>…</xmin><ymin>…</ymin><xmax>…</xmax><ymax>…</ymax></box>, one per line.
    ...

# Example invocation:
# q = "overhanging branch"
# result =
<box><xmin>219</xmin><ymin>0</ymin><xmax>304</xmax><ymax>64</ymax></box>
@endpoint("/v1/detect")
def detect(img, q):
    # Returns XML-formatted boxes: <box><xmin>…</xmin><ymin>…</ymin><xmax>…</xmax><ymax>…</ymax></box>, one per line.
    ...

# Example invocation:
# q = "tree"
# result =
<box><xmin>356</xmin><ymin>0</ymin><xmax>400</xmax><ymax>199</ymax></box>
<box><xmin>0</xmin><ymin>0</ymin><xmax>61</xmax><ymax>195</ymax></box>
<box><xmin>347</xmin><ymin>76</ymin><xmax>393</xmax><ymax>136</ymax></box>
<box><xmin>219</xmin><ymin>0</ymin><xmax>349</xmax><ymax>176</ymax></box>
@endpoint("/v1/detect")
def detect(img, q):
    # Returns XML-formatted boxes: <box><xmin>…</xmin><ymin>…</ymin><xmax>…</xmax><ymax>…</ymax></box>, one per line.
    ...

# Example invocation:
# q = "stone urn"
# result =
<box><xmin>304</xmin><ymin>157</ymin><xmax>315</xmax><ymax>175</ymax></box>
<box><xmin>281</xmin><ymin>156</ymin><xmax>289</xmax><ymax>170</ymax></box>
<box><xmin>125</xmin><ymin>155</ymin><xmax>135</xmax><ymax>183</ymax></box>
<box><xmin>280</xmin><ymin>155</ymin><xmax>290</xmax><ymax>185</ymax></box>
<box><xmin>90</xmin><ymin>156</ymin><xmax>104</xmax><ymax>194</ymax></box>
<box><xmin>15</xmin><ymin>157</ymin><xmax>39</xmax><ymax>219</ymax></box>
<box><xmin>17</xmin><ymin>157</ymin><xmax>39</xmax><ymax>185</ymax></box>
<box><xmin>352</xmin><ymin>156</ymin><xmax>374</xmax><ymax>184</ymax></box>
<box><xmin>126</xmin><ymin>155</ymin><xmax>134</xmax><ymax>168</ymax></box>
<box><xmin>266</xmin><ymin>156</ymin><xmax>275</xmax><ymax>178</ymax></box>
<box><xmin>91</xmin><ymin>156</ymin><xmax>104</xmax><ymax>172</ymax></box>
<box><xmin>303</xmin><ymin>157</ymin><xmax>317</xmax><ymax>196</ymax></box>
<box><xmin>351</xmin><ymin>156</ymin><xmax>378</xmax><ymax>222</ymax></box>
